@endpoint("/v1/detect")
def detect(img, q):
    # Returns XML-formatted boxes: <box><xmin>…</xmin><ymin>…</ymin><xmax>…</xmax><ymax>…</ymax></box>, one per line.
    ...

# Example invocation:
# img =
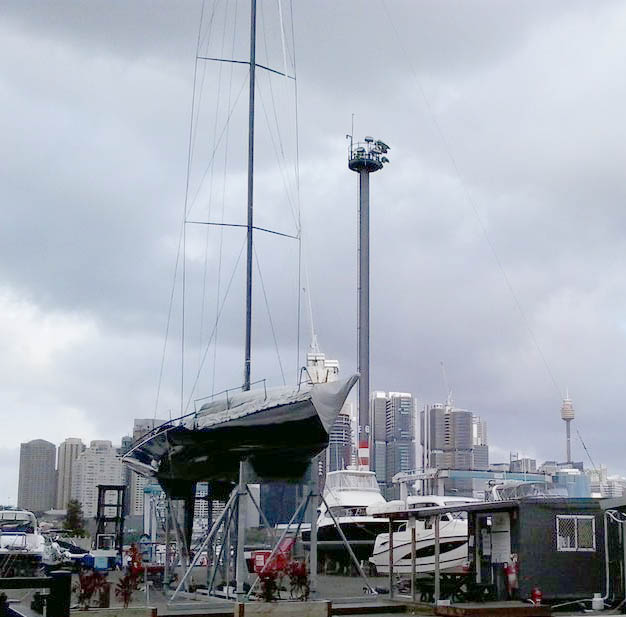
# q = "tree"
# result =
<box><xmin>64</xmin><ymin>499</ymin><xmax>86</xmax><ymax>537</ymax></box>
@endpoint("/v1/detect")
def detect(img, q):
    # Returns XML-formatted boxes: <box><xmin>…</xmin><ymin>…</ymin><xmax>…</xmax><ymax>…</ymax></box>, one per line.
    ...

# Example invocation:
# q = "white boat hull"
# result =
<box><xmin>369</xmin><ymin>520</ymin><xmax>469</xmax><ymax>575</ymax></box>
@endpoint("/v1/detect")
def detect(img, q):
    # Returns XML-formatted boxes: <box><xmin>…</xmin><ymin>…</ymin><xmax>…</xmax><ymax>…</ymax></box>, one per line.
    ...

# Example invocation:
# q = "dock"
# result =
<box><xmin>433</xmin><ymin>601</ymin><xmax>551</xmax><ymax>617</ymax></box>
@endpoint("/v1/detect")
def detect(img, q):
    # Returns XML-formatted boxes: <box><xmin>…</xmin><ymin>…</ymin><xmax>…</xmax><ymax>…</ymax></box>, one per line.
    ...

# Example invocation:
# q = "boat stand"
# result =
<box><xmin>168</xmin><ymin>460</ymin><xmax>377</xmax><ymax>603</ymax></box>
<box><xmin>169</xmin><ymin>460</ymin><xmax>318</xmax><ymax>603</ymax></box>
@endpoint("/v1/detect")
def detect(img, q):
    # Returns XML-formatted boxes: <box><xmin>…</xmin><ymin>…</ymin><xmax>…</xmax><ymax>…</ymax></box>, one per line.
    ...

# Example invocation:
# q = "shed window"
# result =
<box><xmin>556</xmin><ymin>515</ymin><xmax>595</xmax><ymax>552</ymax></box>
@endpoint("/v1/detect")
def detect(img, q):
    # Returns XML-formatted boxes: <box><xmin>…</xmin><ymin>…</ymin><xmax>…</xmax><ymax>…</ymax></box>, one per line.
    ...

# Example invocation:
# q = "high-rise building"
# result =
<box><xmin>18</xmin><ymin>439</ymin><xmax>57</xmax><ymax>512</ymax></box>
<box><xmin>385</xmin><ymin>392</ymin><xmax>415</xmax><ymax>498</ymax></box>
<box><xmin>326</xmin><ymin>411</ymin><xmax>353</xmax><ymax>472</ymax></box>
<box><xmin>72</xmin><ymin>440</ymin><xmax>124</xmax><ymax>518</ymax></box>
<box><xmin>510</xmin><ymin>457</ymin><xmax>537</xmax><ymax>473</ymax></box>
<box><xmin>370</xmin><ymin>392</ymin><xmax>388</xmax><ymax>486</ymax></box>
<box><xmin>369</xmin><ymin>391</ymin><xmax>416</xmax><ymax>499</ymax></box>
<box><xmin>128</xmin><ymin>419</ymin><xmax>165</xmax><ymax>516</ymax></box>
<box><xmin>56</xmin><ymin>438</ymin><xmax>85</xmax><ymax>510</ymax></box>
<box><xmin>421</xmin><ymin>404</ymin><xmax>489</xmax><ymax>477</ymax></box>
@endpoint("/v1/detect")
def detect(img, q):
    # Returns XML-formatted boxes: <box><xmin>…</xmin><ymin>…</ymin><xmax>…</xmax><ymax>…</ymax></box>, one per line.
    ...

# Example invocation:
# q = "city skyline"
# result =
<box><xmin>13</xmin><ymin>387</ymin><xmax>626</xmax><ymax>514</ymax></box>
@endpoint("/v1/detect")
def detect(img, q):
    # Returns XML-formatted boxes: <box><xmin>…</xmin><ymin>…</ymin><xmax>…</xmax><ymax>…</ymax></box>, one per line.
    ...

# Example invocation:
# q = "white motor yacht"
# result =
<box><xmin>302</xmin><ymin>469</ymin><xmax>401</xmax><ymax>565</ymax></box>
<box><xmin>0</xmin><ymin>509</ymin><xmax>45</xmax><ymax>576</ymax></box>
<box><xmin>368</xmin><ymin>495</ymin><xmax>477</xmax><ymax>575</ymax></box>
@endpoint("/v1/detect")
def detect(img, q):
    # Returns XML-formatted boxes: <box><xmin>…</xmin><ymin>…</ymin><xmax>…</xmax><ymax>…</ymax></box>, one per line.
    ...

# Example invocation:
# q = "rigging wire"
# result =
<box><xmin>153</xmin><ymin>218</ymin><xmax>184</xmax><ymax>420</ymax></box>
<box><xmin>186</xmin><ymin>74</ymin><xmax>249</xmax><ymax>219</ymax></box>
<box><xmin>181</xmin><ymin>0</ymin><xmax>207</xmax><ymax>416</ymax></box>
<box><xmin>276</xmin><ymin>0</ymin><xmax>289</xmax><ymax>81</ymax></box>
<box><xmin>190</xmin><ymin>1</ymin><xmax>219</xmax><ymax>164</ymax></box>
<box><xmin>213</xmin><ymin>0</ymin><xmax>240</xmax><ymax>395</ymax></box>
<box><xmin>379</xmin><ymin>0</ymin><xmax>597</xmax><ymax>471</ymax></box>
<box><xmin>198</xmin><ymin>0</ymin><xmax>230</xmax><ymax>375</ymax></box>
<box><xmin>255</xmin><ymin>82</ymin><xmax>299</xmax><ymax>230</ymax></box>
<box><xmin>185</xmin><ymin>236</ymin><xmax>248</xmax><ymax>412</ymax></box>
<box><xmin>258</xmin><ymin>8</ymin><xmax>299</xmax><ymax>229</ymax></box>
<box><xmin>254</xmin><ymin>245</ymin><xmax>286</xmax><ymax>385</ymax></box>
<box><xmin>288</xmin><ymin>0</ymin><xmax>304</xmax><ymax>380</ymax></box>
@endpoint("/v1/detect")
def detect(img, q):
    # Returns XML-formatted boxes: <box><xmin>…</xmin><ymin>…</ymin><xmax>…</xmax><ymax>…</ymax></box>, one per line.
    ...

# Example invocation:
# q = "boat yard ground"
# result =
<box><xmin>4</xmin><ymin>573</ymin><xmax>622</xmax><ymax>617</ymax></box>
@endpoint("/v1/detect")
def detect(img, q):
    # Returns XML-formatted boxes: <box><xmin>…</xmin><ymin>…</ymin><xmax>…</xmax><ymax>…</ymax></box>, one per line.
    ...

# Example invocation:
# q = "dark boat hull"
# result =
<box><xmin>123</xmin><ymin>376</ymin><xmax>358</xmax><ymax>497</ymax></box>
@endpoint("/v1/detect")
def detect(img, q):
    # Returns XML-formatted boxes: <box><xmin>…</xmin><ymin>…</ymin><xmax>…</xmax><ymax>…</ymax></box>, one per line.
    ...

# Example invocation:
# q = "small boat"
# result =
<box><xmin>123</xmin><ymin>376</ymin><xmax>358</xmax><ymax>496</ymax></box>
<box><xmin>367</xmin><ymin>495</ymin><xmax>477</xmax><ymax>575</ymax></box>
<box><xmin>0</xmin><ymin>509</ymin><xmax>45</xmax><ymax>577</ymax></box>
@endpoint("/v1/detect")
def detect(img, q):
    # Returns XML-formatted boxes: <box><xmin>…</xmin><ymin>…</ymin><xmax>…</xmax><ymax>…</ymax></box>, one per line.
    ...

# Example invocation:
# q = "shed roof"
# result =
<box><xmin>371</xmin><ymin>497</ymin><xmax>603</xmax><ymax>520</ymax></box>
<box><xmin>600</xmin><ymin>496</ymin><xmax>626</xmax><ymax>511</ymax></box>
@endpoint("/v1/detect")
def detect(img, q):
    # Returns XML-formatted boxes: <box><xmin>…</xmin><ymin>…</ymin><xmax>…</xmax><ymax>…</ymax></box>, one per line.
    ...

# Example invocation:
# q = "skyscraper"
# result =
<box><xmin>326</xmin><ymin>410</ymin><xmax>353</xmax><ymax>472</ymax></box>
<box><xmin>18</xmin><ymin>439</ymin><xmax>57</xmax><ymax>512</ymax></box>
<box><xmin>369</xmin><ymin>391</ymin><xmax>416</xmax><ymax>498</ymax></box>
<box><xmin>56</xmin><ymin>438</ymin><xmax>85</xmax><ymax>510</ymax></box>
<box><xmin>71</xmin><ymin>440</ymin><xmax>124</xmax><ymax>518</ymax></box>
<box><xmin>385</xmin><ymin>392</ymin><xmax>415</xmax><ymax>498</ymax></box>
<box><xmin>370</xmin><ymin>391</ymin><xmax>388</xmax><ymax>486</ymax></box>
<box><xmin>421</xmin><ymin>403</ymin><xmax>489</xmax><ymax>493</ymax></box>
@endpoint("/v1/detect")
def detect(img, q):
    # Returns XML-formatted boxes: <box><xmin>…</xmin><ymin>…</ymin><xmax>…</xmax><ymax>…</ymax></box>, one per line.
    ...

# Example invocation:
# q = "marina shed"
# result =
<box><xmin>373</xmin><ymin>497</ymin><xmax>609</xmax><ymax>603</ymax></box>
<box><xmin>469</xmin><ymin>498</ymin><xmax>606</xmax><ymax>601</ymax></box>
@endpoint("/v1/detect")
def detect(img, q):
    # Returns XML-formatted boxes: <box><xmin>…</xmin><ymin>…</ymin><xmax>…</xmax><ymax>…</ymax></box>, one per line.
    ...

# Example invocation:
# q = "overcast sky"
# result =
<box><xmin>2</xmin><ymin>0</ymin><xmax>626</xmax><ymax>504</ymax></box>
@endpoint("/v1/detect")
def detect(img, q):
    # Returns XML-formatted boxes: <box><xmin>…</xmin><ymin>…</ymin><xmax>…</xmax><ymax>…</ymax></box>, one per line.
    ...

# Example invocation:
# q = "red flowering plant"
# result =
<box><xmin>286</xmin><ymin>560</ymin><xmax>309</xmax><ymax>601</ymax></box>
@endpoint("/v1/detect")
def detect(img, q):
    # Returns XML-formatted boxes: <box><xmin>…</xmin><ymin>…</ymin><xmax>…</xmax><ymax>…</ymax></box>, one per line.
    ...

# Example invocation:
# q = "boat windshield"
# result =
<box><xmin>329</xmin><ymin>506</ymin><xmax>368</xmax><ymax>518</ymax></box>
<box><xmin>0</xmin><ymin>511</ymin><xmax>36</xmax><ymax>534</ymax></box>
<box><xmin>325</xmin><ymin>472</ymin><xmax>379</xmax><ymax>492</ymax></box>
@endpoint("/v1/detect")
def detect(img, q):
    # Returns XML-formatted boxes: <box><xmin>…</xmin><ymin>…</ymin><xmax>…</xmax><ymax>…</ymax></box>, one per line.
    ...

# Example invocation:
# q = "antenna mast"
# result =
<box><xmin>243</xmin><ymin>0</ymin><xmax>256</xmax><ymax>392</ymax></box>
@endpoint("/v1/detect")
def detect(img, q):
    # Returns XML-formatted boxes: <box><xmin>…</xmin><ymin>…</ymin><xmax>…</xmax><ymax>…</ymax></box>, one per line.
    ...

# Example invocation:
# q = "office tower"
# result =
<box><xmin>17</xmin><ymin>439</ymin><xmax>57</xmax><ymax>512</ymax></box>
<box><xmin>370</xmin><ymin>392</ymin><xmax>388</xmax><ymax>485</ymax></box>
<box><xmin>370</xmin><ymin>391</ymin><xmax>416</xmax><ymax>498</ymax></box>
<box><xmin>510</xmin><ymin>457</ymin><xmax>537</xmax><ymax>473</ymax></box>
<box><xmin>71</xmin><ymin>440</ymin><xmax>124</xmax><ymax>518</ymax></box>
<box><xmin>56</xmin><ymin>438</ymin><xmax>85</xmax><ymax>510</ymax></box>
<box><xmin>128</xmin><ymin>419</ymin><xmax>165</xmax><ymax>516</ymax></box>
<box><xmin>421</xmin><ymin>404</ymin><xmax>489</xmax><ymax>472</ymax></box>
<box><xmin>326</xmin><ymin>411</ymin><xmax>353</xmax><ymax>472</ymax></box>
<box><xmin>385</xmin><ymin>392</ymin><xmax>415</xmax><ymax>498</ymax></box>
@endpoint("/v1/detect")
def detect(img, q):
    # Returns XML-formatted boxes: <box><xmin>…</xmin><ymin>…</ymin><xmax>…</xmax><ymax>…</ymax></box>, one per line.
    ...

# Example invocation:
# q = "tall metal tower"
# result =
<box><xmin>348</xmin><ymin>136</ymin><xmax>389</xmax><ymax>469</ymax></box>
<box><xmin>561</xmin><ymin>394</ymin><xmax>575</xmax><ymax>464</ymax></box>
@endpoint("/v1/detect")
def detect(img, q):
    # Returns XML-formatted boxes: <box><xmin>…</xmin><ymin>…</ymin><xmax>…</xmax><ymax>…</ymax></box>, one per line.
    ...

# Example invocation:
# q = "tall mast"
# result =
<box><xmin>243</xmin><ymin>0</ymin><xmax>256</xmax><ymax>391</ymax></box>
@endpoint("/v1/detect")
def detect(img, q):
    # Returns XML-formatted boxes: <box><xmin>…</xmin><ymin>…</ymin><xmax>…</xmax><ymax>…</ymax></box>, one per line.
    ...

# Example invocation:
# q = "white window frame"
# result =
<box><xmin>556</xmin><ymin>515</ymin><xmax>596</xmax><ymax>552</ymax></box>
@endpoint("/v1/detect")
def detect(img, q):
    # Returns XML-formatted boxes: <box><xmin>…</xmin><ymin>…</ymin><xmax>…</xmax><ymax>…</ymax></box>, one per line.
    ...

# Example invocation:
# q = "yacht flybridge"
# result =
<box><xmin>302</xmin><ymin>469</ymin><xmax>398</xmax><ymax>566</ymax></box>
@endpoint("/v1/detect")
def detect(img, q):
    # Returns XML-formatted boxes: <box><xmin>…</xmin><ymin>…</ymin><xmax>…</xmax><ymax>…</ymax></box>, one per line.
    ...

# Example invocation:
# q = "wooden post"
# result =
<box><xmin>411</xmin><ymin>523</ymin><xmax>416</xmax><ymax>602</ymax></box>
<box><xmin>434</xmin><ymin>515</ymin><xmax>441</xmax><ymax>603</ymax></box>
<box><xmin>47</xmin><ymin>571</ymin><xmax>71</xmax><ymax>617</ymax></box>
<box><xmin>164</xmin><ymin>502</ymin><xmax>170</xmax><ymax>587</ymax></box>
<box><xmin>388</xmin><ymin>518</ymin><xmax>394</xmax><ymax>598</ymax></box>
<box><xmin>474</xmin><ymin>514</ymin><xmax>481</xmax><ymax>584</ymax></box>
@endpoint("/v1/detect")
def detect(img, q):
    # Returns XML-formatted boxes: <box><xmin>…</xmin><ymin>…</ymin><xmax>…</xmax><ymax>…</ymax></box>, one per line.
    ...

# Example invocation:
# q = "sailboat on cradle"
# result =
<box><xmin>122</xmin><ymin>0</ymin><xmax>357</xmax><ymax>503</ymax></box>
